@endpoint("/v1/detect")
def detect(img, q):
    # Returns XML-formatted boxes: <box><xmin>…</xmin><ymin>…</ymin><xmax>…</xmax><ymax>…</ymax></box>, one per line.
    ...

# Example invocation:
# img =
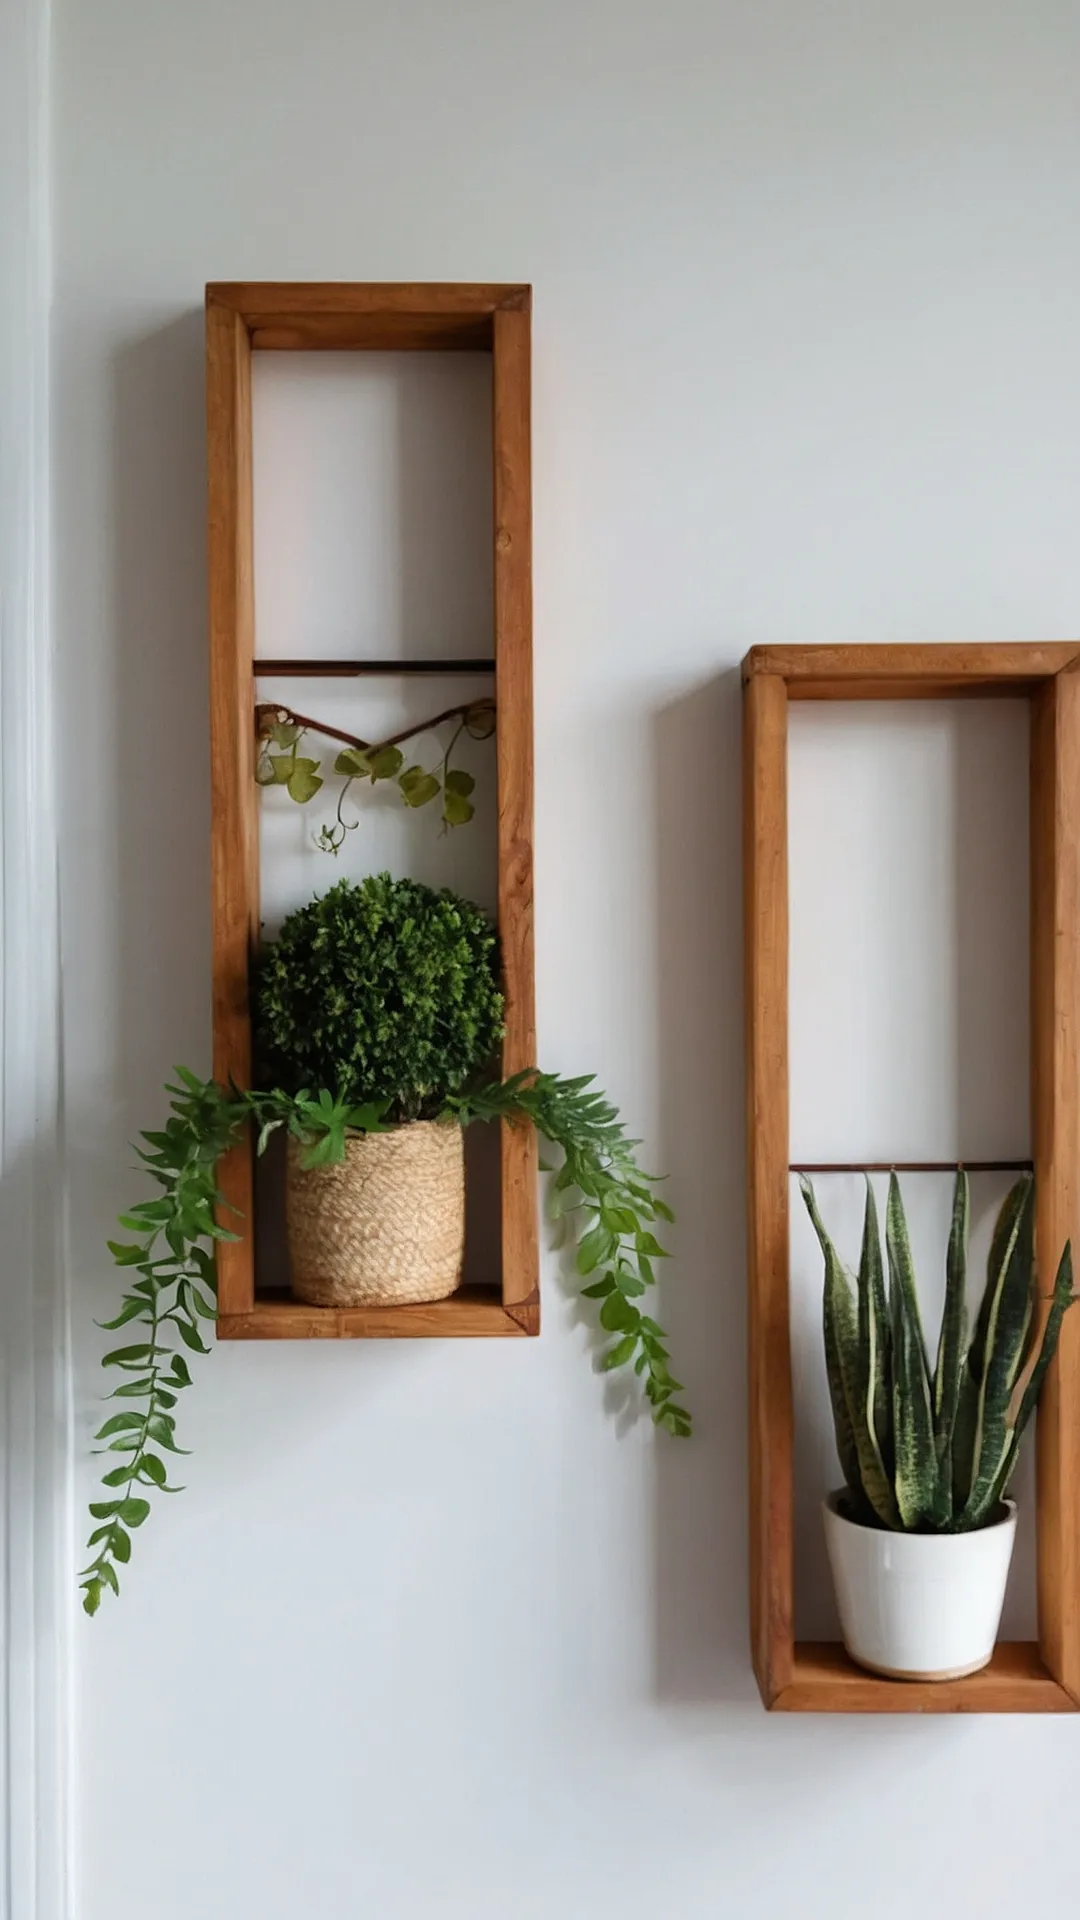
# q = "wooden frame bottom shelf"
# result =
<box><xmin>773</xmin><ymin>1642</ymin><xmax>1076</xmax><ymax>1713</ymax></box>
<box><xmin>217</xmin><ymin>1285</ymin><xmax>535</xmax><ymax>1340</ymax></box>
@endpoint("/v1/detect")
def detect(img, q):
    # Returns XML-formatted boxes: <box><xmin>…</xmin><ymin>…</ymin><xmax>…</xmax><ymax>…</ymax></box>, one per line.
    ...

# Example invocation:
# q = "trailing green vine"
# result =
<box><xmin>83</xmin><ymin>1068</ymin><xmax>690</xmax><ymax>1614</ymax></box>
<box><xmin>256</xmin><ymin>696</ymin><xmax>495</xmax><ymax>852</ymax></box>
<box><xmin>451</xmin><ymin>1072</ymin><xmax>690</xmax><ymax>1435</ymax></box>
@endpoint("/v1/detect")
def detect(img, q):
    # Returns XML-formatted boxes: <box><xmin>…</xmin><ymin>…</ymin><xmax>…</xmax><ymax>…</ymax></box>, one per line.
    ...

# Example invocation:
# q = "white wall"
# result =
<box><xmin>53</xmin><ymin>5</ymin><xmax>1080</xmax><ymax>1918</ymax></box>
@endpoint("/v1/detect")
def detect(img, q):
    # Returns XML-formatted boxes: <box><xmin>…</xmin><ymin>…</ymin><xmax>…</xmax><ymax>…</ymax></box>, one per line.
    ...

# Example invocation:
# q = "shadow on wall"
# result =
<box><xmin>111</xmin><ymin>310</ymin><xmax>211</xmax><ymax>1106</ymax></box>
<box><xmin>62</xmin><ymin>310</ymin><xmax>211</xmax><ymax>1339</ymax></box>
<box><xmin>650</xmin><ymin>668</ymin><xmax>756</xmax><ymax>1704</ymax></box>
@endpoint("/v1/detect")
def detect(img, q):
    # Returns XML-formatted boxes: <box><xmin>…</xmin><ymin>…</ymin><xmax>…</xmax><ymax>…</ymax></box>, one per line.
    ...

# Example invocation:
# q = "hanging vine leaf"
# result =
<box><xmin>399</xmin><ymin>765</ymin><xmax>441</xmax><ymax>808</ymax></box>
<box><xmin>254</xmin><ymin>697</ymin><xmax>495</xmax><ymax>852</ymax></box>
<box><xmin>286</xmin><ymin>758</ymin><xmax>323</xmax><ymax>804</ymax></box>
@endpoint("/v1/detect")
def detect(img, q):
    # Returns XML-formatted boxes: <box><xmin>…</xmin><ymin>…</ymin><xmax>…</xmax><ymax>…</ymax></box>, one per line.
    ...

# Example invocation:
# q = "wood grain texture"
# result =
<box><xmin>492</xmin><ymin>299</ymin><xmax>539</xmax><ymax>1334</ymax></box>
<box><xmin>1032</xmin><ymin>670</ymin><xmax>1080</xmax><ymax>1702</ymax></box>
<box><xmin>207</xmin><ymin>282</ymin><xmax>538</xmax><ymax>1337</ymax></box>
<box><xmin>744</xmin><ymin>643</ymin><xmax>1080</xmax><ymax>701</ymax></box>
<box><xmin>743</xmin><ymin>672</ymin><xmax>794</xmax><ymax>1705</ymax></box>
<box><xmin>206</xmin><ymin>297</ymin><xmax>258</xmax><ymax>1316</ymax></box>
<box><xmin>206</xmin><ymin>283</ymin><xmax>530</xmax><ymax>353</ymax></box>
<box><xmin>777</xmin><ymin>1642</ymin><xmax>1076</xmax><ymax>1714</ymax></box>
<box><xmin>218</xmin><ymin>1287</ymin><xmax>523</xmax><ymax>1340</ymax></box>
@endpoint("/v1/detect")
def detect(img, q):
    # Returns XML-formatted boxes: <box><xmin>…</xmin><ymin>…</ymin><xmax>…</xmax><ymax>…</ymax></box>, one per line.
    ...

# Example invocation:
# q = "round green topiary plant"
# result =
<box><xmin>255</xmin><ymin>873</ymin><xmax>505</xmax><ymax>1122</ymax></box>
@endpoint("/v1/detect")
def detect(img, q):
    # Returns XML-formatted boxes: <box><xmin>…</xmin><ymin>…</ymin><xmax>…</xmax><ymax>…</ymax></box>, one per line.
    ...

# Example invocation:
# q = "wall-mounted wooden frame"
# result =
<box><xmin>206</xmin><ymin>282</ymin><xmax>537</xmax><ymax>1341</ymax></box>
<box><xmin>743</xmin><ymin>642</ymin><xmax>1080</xmax><ymax>1712</ymax></box>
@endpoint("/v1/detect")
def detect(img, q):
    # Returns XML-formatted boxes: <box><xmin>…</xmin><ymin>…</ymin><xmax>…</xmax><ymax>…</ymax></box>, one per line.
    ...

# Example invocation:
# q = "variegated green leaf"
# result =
<box><xmin>800</xmin><ymin>1178</ymin><xmax>897</xmax><ymax>1527</ymax></box>
<box><xmin>959</xmin><ymin>1176</ymin><xmax>1035</xmax><ymax>1528</ymax></box>
<box><xmin>932</xmin><ymin>1170</ymin><xmax>969</xmax><ymax>1522</ymax></box>
<box><xmin>975</xmin><ymin>1240</ymin><xmax>1078</xmax><ymax>1524</ymax></box>
<box><xmin>857</xmin><ymin>1178</ymin><xmax>892</xmax><ymax>1484</ymax></box>
<box><xmin>886</xmin><ymin>1174</ymin><xmax>939</xmax><ymax>1528</ymax></box>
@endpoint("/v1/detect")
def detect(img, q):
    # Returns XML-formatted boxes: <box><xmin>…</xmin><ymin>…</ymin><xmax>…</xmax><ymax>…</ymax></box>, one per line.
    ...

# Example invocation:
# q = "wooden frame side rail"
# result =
<box><xmin>743</xmin><ymin>641</ymin><xmax>1080</xmax><ymax>1713</ymax></box>
<box><xmin>207</xmin><ymin>283</ymin><xmax>537</xmax><ymax>1340</ymax></box>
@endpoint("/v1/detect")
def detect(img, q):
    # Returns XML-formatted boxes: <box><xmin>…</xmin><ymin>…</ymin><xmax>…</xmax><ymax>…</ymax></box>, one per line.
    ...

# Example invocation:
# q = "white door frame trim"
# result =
<box><xmin>0</xmin><ymin>0</ymin><xmax>72</xmax><ymax>1914</ymax></box>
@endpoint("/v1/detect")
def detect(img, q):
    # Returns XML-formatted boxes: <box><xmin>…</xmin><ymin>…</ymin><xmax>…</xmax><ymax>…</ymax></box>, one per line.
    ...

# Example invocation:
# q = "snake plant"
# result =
<box><xmin>800</xmin><ymin>1171</ymin><xmax>1076</xmax><ymax>1533</ymax></box>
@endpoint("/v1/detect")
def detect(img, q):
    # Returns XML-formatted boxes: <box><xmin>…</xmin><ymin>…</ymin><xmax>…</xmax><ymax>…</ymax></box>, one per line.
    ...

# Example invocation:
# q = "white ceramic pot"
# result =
<box><xmin>823</xmin><ymin>1492</ymin><xmax>1017</xmax><ymax>1681</ymax></box>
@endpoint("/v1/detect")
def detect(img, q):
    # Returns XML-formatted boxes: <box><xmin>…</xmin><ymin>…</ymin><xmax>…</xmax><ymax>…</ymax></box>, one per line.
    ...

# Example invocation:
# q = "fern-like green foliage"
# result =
<box><xmin>83</xmin><ymin>1066</ymin><xmax>690</xmax><ymax>1614</ymax></box>
<box><xmin>255</xmin><ymin>874</ymin><xmax>505</xmax><ymax>1122</ymax></box>
<box><xmin>801</xmin><ymin>1171</ymin><xmax>1076</xmax><ymax>1534</ymax></box>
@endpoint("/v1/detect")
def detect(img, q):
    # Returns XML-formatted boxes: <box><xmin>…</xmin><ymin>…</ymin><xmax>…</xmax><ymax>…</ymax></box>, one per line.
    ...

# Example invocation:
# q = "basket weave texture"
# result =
<box><xmin>286</xmin><ymin>1120</ymin><xmax>465</xmax><ymax>1307</ymax></box>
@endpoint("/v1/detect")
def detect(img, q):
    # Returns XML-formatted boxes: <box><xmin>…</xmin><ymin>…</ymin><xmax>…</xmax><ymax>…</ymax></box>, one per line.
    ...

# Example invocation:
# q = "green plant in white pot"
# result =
<box><xmin>801</xmin><ymin>1170</ymin><xmax>1075</xmax><ymax>1681</ymax></box>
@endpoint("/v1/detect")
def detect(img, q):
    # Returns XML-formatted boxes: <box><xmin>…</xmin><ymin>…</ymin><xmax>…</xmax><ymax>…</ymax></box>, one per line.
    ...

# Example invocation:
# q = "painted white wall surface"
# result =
<box><xmin>52</xmin><ymin>5</ymin><xmax>1080</xmax><ymax>1918</ymax></box>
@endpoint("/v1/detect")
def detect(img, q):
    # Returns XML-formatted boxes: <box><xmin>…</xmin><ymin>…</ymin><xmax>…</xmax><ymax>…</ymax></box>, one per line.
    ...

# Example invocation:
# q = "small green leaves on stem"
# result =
<box><xmin>256</xmin><ymin>699</ymin><xmax>494</xmax><ymax>855</ymax></box>
<box><xmin>86</xmin><ymin>1059</ymin><xmax>689</xmax><ymax>1614</ymax></box>
<box><xmin>83</xmin><ymin>1074</ymin><xmax>393</xmax><ymax>1614</ymax></box>
<box><xmin>448</xmin><ymin>1071</ymin><xmax>692</xmax><ymax>1437</ymax></box>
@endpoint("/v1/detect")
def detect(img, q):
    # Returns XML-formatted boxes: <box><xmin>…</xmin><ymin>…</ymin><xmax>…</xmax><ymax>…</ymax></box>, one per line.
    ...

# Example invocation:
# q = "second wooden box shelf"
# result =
<box><xmin>744</xmin><ymin>641</ymin><xmax>1080</xmax><ymax>1713</ymax></box>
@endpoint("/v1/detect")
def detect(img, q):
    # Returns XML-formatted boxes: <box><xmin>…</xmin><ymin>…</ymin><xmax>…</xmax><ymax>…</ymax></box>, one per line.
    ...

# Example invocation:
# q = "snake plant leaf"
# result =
<box><xmin>886</xmin><ymin>1174</ymin><xmax>940</xmax><ymax>1528</ymax></box>
<box><xmin>979</xmin><ymin>1239</ymin><xmax>1077</xmax><ymax>1521</ymax></box>
<box><xmin>932</xmin><ymin>1171</ymin><xmax>969</xmax><ymax>1518</ymax></box>
<box><xmin>958</xmin><ymin>1176</ymin><xmax>1036</xmax><ymax>1529</ymax></box>
<box><xmin>800</xmin><ymin>1178</ymin><xmax>897</xmax><ymax>1527</ymax></box>
<box><xmin>857</xmin><ymin>1178</ymin><xmax>892</xmax><ymax>1484</ymax></box>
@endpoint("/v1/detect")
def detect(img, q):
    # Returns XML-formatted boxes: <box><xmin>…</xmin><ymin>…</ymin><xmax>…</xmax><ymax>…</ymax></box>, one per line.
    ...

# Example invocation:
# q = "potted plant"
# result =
<box><xmin>81</xmin><ymin>874</ymin><xmax>692</xmax><ymax>1614</ymax></box>
<box><xmin>255</xmin><ymin>873</ymin><xmax>505</xmax><ymax>1305</ymax></box>
<box><xmin>801</xmin><ymin>1170</ymin><xmax>1075</xmax><ymax>1681</ymax></box>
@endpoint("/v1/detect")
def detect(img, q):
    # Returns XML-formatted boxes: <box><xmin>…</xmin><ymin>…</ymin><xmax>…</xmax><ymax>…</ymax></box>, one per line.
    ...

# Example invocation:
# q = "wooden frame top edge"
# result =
<box><xmin>206</xmin><ymin>281</ymin><xmax>531</xmax><ymax>317</ymax></box>
<box><xmin>742</xmin><ymin>642</ymin><xmax>1080</xmax><ymax>687</ymax></box>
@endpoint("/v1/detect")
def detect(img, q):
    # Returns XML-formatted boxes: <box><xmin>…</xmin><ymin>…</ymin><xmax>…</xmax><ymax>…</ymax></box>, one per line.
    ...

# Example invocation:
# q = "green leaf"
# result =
<box><xmin>111</xmin><ymin>1525</ymin><xmax>132</xmax><ymax>1564</ymax></box>
<box><xmin>599</xmin><ymin>1292</ymin><xmax>640</xmax><ymax>1334</ymax></box>
<box><xmin>168</xmin><ymin>1356</ymin><xmax>192</xmax><ymax>1387</ymax></box>
<box><xmin>107</xmin><ymin>1240</ymin><xmax>150</xmax><ymax>1266</ymax></box>
<box><xmin>334</xmin><ymin>747</ymin><xmax>371</xmax><ymax>778</ymax></box>
<box><xmin>856</xmin><ymin>1178</ymin><xmax>892</xmax><ymax>1489</ymax></box>
<box><xmin>101</xmin><ymin>1343</ymin><xmax>154</xmax><ymax>1367</ymax></box>
<box><xmin>119</xmin><ymin>1498</ymin><xmax>151</xmax><ymax>1527</ymax></box>
<box><xmin>138</xmin><ymin>1453</ymin><xmax>167</xmax><ymax>1487</ymax></box>
<box><xmin>959</xmin><ymin>1177</ymin><xmax>1038</xmax><ymax>1527</ymax></box>
<box><xmin>97</xmin><ymin>1298</ymin><xmax>148</xmax><ymax>1331</ymax></box>
<box><xmin>174</xmin><ymin>1319</ymin><xmax>209</xmax><ymax>1355</ymax></box>
<box><xmin>442</xmin><ymin>789</ymin><xmax>475</xmax><ymax>828</ymax></box>
<box><xmin>444</xmin><ymin>768</ymin><xmax>475</xmax><ymax>798</ymax></box>
<box><xmin>286</xmin><ymin>759</ymin><xmax>323</xmax><ymax>805</ymax></box>
<box><xmin>886</xmin><ymin>1174</ymin><xmax>939</xmax><ymax>1529</ymax></box>
<box><xmin>635</xmin><ymin>1231</ymin><xmax>668</xmax><ymax>1259</ymax></box>
<box><xmin>94</xmin><ymin>1412</ymin><xmax>145</xmax><ymax>1440</ymax></box>
<box><xmin>98</xmin><ymin>1560</ymin><xmax>120</xmax><ymax>1596</ymax></box>
<box><xmin>88</xmin><ymin>1500</ymin><xmax>123</xmax><ymax>1519</ymax></box>
<box><xmin>100</xmin><ymin>1464</ymin><xmax>135</xmax><ymax>1488</ymax></box>
<box><xmin>398</xmin><ymin>766</ymin><xmax>441</xmax><ymax>809</ymax></box>
<box><xmin>599</xmin><ymin>1333</ymin><xmax>638</xmax><ymax>1371</ymax></box>
<box><xmin>268</xmin><ymin>755</ymin><xmax>295</xmax><ymax>785</ymax></box>
<box><xmin>576</xmin><ymin>1222</ymin><xmax>615</xmax><ymax>1275</ymax></box>
<box><xmin>580</xmin><ymin>1276</ymin><xmax>615</xmax><ymax>1299</ymax></box>
<box><xmin>270</xmin><ymin>721</ymin><xmax>300</xmax><ymax>749</ymax></box>
<box><xmin>82</xmin><ymin>1582</ymin><xmax>102</xmax><ymax>1617</ymax></box>
<box><xmin>601</xmin><ymin>1200</ymin><xmax>638</xmax><ymax>1236</ymax></box>
<box><xmin>368</xmin><ymin>745</ymin><xmax>404</xmax><ymax>780</ymax></box>
<box><xmin>801</xmin><ymin>1177</ymin><xmax>897</xmax><ymax>1527</ymax></box>
<box><xmin>932</xmin><ymin>1171</ymin><xmax>969</xmax><ymax>1513</ymax></box>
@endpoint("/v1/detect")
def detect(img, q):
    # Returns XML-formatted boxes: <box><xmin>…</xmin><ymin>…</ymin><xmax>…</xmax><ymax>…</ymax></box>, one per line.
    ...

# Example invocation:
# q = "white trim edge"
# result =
<box><xmin>0</xmin><ymin>0</ymin><xmax>72</xmax><ymax>1916</ymax></box>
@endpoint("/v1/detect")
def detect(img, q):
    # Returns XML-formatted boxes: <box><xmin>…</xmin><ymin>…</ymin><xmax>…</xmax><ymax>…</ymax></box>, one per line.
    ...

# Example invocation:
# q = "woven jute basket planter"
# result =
<box><xmin>285</xmin><ymin>1119</ymin><xmax>465</xmax><ymax>1308</ymax></box>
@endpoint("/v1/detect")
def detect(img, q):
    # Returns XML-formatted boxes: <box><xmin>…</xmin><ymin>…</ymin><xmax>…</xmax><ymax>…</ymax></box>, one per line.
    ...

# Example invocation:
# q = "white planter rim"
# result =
<box><xmin>824</xmin><ymin>1488</ymin><xmax>1017</xmax><ymax>1539</ymax></box>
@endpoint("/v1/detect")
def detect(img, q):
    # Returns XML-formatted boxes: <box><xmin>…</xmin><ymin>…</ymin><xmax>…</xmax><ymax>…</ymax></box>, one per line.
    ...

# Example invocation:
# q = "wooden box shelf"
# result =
<box><xmin>206</xmin><ymin>282</ymin><xmax>537</xmax><ymax>1340</ymax></box>
<box><xmin>743</xmin><ymin>642</ymin><xmax>1080</xmax><ymax>1713</ymax></box>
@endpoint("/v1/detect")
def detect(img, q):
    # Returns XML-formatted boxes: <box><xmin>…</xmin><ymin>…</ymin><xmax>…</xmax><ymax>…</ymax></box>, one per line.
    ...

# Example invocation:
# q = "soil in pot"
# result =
<box><xmin>823</xmin><ymin>1491</ymin><xmax>1018</xmax><ymax>1681</ymax></box>
<box><xmin>286</xmin><ymin>1119</ymin><xmax>465</xmax><ymax>1307</ymax></box>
